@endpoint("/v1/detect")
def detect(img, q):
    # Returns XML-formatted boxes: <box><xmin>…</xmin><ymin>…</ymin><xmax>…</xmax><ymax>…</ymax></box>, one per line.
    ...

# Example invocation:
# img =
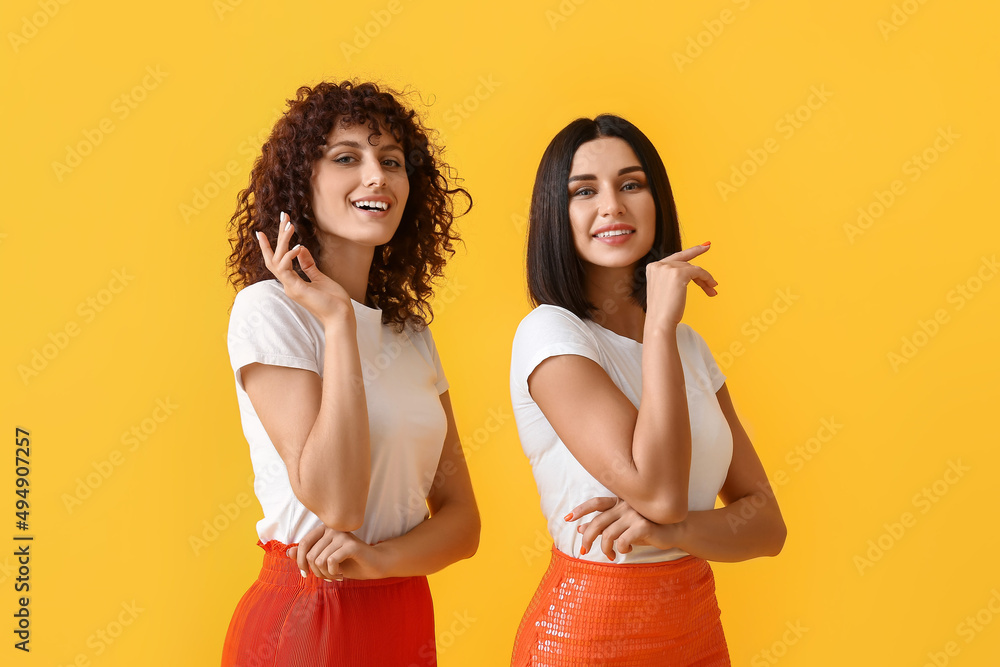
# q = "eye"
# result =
<box><xmin>333</xmin><ymin>154</ymin><xmax>356</xmax><ymax>164</ymax></box>
<box><xmin>382</xmin><ymin>158</ymin><xmax>403</xmax><ymax>168</ymax></box>
<box><xmin>622</xmin><ymin>181</ymin><xmax>642</xmax><ymax>191</ymax></box>
<box><xmin>572</xmin><ymin>186</ymin><xmax>595</xmax><ymax>197</ymax></box>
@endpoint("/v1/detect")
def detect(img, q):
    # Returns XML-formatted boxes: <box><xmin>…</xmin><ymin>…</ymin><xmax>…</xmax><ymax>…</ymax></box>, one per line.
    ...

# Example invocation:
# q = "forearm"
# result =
<box><xmin>296</xmin><ymin>315</ymin><xmax>371</xmax><ymax>530</ymax></box>
<box><xmin>373</xmin><ymin>502</ymin><xmax>480</xmax><ymax>577</ymax></box>
<box><xmin>659</xmin><ymin>493</ymin><xmax>786</xmax><ymax>562</ymax></box>
<box><xmin>630</xmin><ymin>322</ymin><xmax>691</xmax><ymax>519</ymax></box>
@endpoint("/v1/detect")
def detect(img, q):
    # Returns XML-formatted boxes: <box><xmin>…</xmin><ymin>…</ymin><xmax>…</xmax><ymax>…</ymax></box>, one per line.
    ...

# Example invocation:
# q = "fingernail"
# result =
<box><xmin>580</xmin><ymin>546</ymin><xmax>588</xmax><ymax>555</ymax></box>
<box><xmin>701</xmin><ymin>241</ymin><xmax>711</xmax><ymax>246</ymax></box>
<box><xmin>293</xmin><ymin>244</ymin><xmax>301</xmax><ymax>251</ymax></box>
<box><xmin>280</xmin><ymin>211</ymin><xmax>289</xmax><ymax>223</ymax></box>
<box><xmin>564</xmin><ymin>513</ymin><xmax>573</xmax><ymax>521</ymax></box>
<box><xmin>300</xmin><ymin>570</ymin><xmax>306</xmax><ymax>578</ymax></box>
<box><xmin>284</xmin><ymin>220</ymin><xmax>292</xmax><ymax>231</ymax></box>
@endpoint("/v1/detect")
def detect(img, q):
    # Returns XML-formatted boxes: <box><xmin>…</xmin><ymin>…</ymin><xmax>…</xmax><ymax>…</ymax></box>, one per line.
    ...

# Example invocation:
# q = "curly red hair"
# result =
<box><xmin>225</xmin><ymin>80</ymin><xmax>471</xmax><ymax>331</ymax></box>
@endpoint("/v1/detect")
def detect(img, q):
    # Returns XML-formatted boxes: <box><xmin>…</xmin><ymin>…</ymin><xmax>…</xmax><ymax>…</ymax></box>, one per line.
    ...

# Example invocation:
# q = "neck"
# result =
<box><xmin>315</xmin><ymin>236</ymin><xmax>376</xmax><ymax>306</ymax></box>
<box><xmin>584</xmin><ymin>263</ymin><xmax>646</xmax><ymax>342</ymax></box>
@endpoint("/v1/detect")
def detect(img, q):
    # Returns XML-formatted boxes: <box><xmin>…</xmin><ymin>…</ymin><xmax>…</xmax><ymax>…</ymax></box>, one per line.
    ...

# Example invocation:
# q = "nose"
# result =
<box><xmin>361</xmin><ymin>157</ymin><xmax>387</xmax><ymax>188</ymax></box>
<box><xmin>597</xmin><ymin>189</ymin><xmax>625</xmax><ymax>218</ymax></box>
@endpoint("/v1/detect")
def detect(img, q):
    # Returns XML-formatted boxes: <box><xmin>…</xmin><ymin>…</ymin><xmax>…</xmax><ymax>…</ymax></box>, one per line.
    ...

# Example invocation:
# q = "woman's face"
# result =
<box><xmin>309</xmin><ymin>119</ymin><xmax>410</xmax><ymax>250</ymax></box>
<box><xmin>566</xmin><ymin>136</ymin><xmax>656</xmax><ymax>271</ymax></box>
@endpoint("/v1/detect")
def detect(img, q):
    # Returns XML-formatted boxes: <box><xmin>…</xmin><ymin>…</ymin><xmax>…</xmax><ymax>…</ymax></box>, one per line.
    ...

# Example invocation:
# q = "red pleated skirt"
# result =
<box><xmin>511</xmin><ymin>547</ymin><xmax>730</xmax><ymax>666</ymax></box>
<box><xmin>221</xmin><ymin>540</ymin><xmax>436</xmax><ymax>667</ymax></box>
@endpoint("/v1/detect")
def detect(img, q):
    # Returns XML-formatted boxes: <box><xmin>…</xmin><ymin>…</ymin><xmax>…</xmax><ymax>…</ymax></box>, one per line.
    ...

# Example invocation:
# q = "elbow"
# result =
<box><xmin>317</xmin><ymin>507</ymin><xmax>366</xmax><ymax>533</ymax></box>
<box><xmin>294</xmin><ymin>478</ymin><xmax>367</xmax><ymax>533</ymax></box>
<box><xmin>460</xmin><ymin>511</ymin><xmax>482</xmax><ymax>561</ymax></box>
<box><xmin>767</xmin><ymin>517</ymin><xmax>788</xmax><ymax>557</ymax></box>
<box><xmin>644</xmin><ymin>494</ymin><xmax>688</xmax><ymax>525</ymax></box>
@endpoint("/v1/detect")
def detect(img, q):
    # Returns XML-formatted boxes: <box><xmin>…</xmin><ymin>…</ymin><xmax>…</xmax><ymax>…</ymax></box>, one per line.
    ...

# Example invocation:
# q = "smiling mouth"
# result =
<box><xmin>594</xmin><ymin>229</ymin><xmax>635</xmax><ymax>238</ymax></box>
<box><xmin>352</xmin><ymin>200</ymin><xmax>390</xmax><ymax>211</ymax></box>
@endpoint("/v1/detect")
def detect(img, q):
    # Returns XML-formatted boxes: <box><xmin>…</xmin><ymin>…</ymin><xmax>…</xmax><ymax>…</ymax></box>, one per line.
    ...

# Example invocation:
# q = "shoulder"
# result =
<box><xmin>510</xmin><ymin>305</ymin><xmax>601</xmax><ymax>387</ymax></box>
<box><xmin>231</xmin><ymin>280</ymin><xmax>307</xmax><ymax>321</ymax></box>
<box><xmin>403</xmin><ymin>320</ymin><xmax>437</xmax><ymax>353</ymax></box>
<box><xmin>232</xmin><ymin>279</ymin><xmax>287</xmax><ymax>312</ymax></box>
<box><xmin>513</xmin><ymin>304</ymin><xmax>592</xmax><ymax>343</ymax></box>
<box><xmin>229</xmin><ymin>280</ymin><xmax>316</xmax><ymax>339</ymax></box>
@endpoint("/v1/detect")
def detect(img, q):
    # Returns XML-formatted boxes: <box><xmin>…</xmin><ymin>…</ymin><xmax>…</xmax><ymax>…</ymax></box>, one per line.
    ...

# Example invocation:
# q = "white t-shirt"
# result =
<box><xmin>227</xmin><ymin>279</ymin><xmax>450</xmax><ymax>546</ymax></box>
<box><xmin>509</xmin><ymin>304</ymin><xmax>733</xmax><ymax>564</ymax></box>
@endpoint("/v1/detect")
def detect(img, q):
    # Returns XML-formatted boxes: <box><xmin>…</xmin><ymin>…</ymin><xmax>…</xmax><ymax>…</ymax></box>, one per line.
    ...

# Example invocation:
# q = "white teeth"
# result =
<box><xmin>595</xmin><ymin>229</ymin><xmax>634</xmax><ymax>238</ymax></box>
<box><xmin>353</xmin><ymin>200</ymin><xmax>389</xmax><ymax>211</ymax></box>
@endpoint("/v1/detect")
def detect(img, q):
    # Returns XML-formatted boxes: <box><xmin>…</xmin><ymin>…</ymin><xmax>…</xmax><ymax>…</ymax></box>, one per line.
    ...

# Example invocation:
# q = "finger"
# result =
<box><xmin>600</xmin><ymin>517</ymin><xmax>631</xmax><ymax>561</ymax></box>
<box><xmin>327</xmin><ymin>542</ymin><xmax>363</xmax><ymax>580</ymax></box>
<box><xmin>684</xmin><ymin>266</ymin><xmax>719</xmax><ymax>296</ymax></box>
<box><xmin>274</xmin><ymin>211</ymin><xmax>295</xmax><ymax>263</ymax></box>
<box><xmin>306</xmin><ymin>533</ymin><xmax>336</xmax><ymax>579</ymax></box>
<box><xmin>316</xmin><ymin>538</ymin><xmax>348</xmax><ymax>580</ymax></box>
<box><xmin>662</xmin><ymin>242</ymin><xmax>711</xmax><ymax>263</ymax></box>
<box><xmin>296</xmin><ymin>525</ymin><xmax>325</xmax><ymax>576</ymax></box>
<box><xmin>615</xmin><ymin>523</ymin><xmax>648</xmax><ymax>554</ymax></box>
<box><xmin>294</xmin><ymin>244</ymin><xmax>324</xmax><ymax>282</ymax></box>
<box><xmin>255</xmin><ymin>230</ymin><xmax>276</xmax><ymax>270</ymax></box>
<box><xmin>580</xmin><ymin>505</ymin><xmax>623</xmax><ymax>555</ymax></box>
<box><xmin>567</xmin><ymin>497</ymin><xmax>618</xmax><ymax>521</ymax></box>
<box><xmin>692</xmin><ymin>277</ymin><xmax>719</xmax><ymax>297</ymax></box>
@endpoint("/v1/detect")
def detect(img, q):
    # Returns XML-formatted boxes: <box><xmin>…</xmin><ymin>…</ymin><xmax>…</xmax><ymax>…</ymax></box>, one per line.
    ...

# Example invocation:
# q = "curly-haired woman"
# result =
<box><xmin>220</xmin><ymin>80</ymin><xmax>479</xmax><ymax>666</ymax></box>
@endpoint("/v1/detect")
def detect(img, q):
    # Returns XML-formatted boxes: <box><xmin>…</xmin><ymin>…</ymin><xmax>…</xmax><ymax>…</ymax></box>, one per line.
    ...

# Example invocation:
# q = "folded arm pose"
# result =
<box><xmin>510</xmin><ymin>115</ymin><xmax>784</xmax><ymax>666</ymax></box>
<box><xmin>221</xmin><ymin>81</ymin><xmax>479</xmax><ymax>667</ymax></box>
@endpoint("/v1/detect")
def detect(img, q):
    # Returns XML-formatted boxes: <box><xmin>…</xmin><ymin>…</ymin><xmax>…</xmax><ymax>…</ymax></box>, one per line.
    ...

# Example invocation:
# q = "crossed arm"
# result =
<box><xmin>571</xmin><ymin>382</ymin><xmax>787</xmax><ymax>562</ymax></box>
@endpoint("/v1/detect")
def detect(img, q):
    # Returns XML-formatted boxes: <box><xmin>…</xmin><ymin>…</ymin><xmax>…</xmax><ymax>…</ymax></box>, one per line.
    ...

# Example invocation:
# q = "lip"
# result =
<box><xmin>591</xmin><ymin>223</ymin><xmax>636</xmax><ymax>245</ymax></box>
<box><xmin>350</xmin><ymin>194</ymin><xmax>394</xmax><ymax>215</ymax></box>
<box><xmin>592</xmin><ymin>223</ymin><xmax>635</xmax><ymax>236</ymax></box>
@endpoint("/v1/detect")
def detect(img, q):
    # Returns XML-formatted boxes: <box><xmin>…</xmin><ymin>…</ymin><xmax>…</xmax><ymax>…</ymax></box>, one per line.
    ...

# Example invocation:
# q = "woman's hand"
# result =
<box><xmin>256</xmin><ymin>211</ymin><xmax>355</xmax><ymax>327</ymax></box>
<box><xmin>645</xmin><ymin>242</ymin><xmax>718</xmax><ymax>328</ymax></box>
<box><xmin>287</xmin><ymin>525</ymin><xmax>389</xmax><ymax>581</ymax></box>
<box><xmin>568</xmin><ymin>496</ymin><xmax>681</xmax><ymax>561</ymax></box>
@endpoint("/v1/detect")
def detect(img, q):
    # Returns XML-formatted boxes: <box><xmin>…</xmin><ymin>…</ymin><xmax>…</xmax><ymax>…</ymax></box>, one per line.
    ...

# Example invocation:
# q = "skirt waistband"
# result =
<box><xmin>549</xmin><ymin>544</ymin><xmax>705</xmax><ymax>578</ymax></box>
<box><xmin>255</xmin><ymin>539</ymin><xmax>425</xmax><ymax>589</ymax></box>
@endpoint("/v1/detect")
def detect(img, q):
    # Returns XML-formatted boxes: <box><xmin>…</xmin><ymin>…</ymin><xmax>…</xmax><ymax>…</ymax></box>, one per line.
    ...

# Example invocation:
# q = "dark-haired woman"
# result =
<box><xmin>509</xmin><ymin>115</ymin><xmax>786</xmax><ymax>665</ymax></box>
<box><xmin>220</xmin><ymin>80</ymin><xmax>479</xmax><ymax>666</ymax></box>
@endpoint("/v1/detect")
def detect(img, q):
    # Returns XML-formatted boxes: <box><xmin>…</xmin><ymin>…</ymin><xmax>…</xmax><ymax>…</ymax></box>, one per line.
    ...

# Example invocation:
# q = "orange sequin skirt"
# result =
<box><xmin>221</xmin><ymin>540</ymin><xmax>436</xmax><ymax>666</ymax></box>
<box><xmin>511</xmin><ymin>547</ymin><xmax>730</xmax><ymax>666</ymax></box>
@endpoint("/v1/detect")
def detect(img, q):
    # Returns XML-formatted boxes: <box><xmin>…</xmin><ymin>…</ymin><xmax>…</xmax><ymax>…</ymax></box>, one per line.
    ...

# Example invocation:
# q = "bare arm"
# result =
<box><xmin>288</xmin><ymin>390</ymin><xmax>480</xmax><ymax>580</ymax></box>
<box><xmin>242</xmin><ymin>317</ymin><xmax>370</xmax><ymax>531</ymax></box>
<box><xmin>243</xmin><ymin>214</ymin><xmax>371</xmax><ymax>531</ymax></box>
<box><xmin>574</xmin><ymin>382</ymin><xmax>787</xmax><ymax>562</ymax></box>
<box><xmin>666</xmin><ymin>382</ymin><xmax>786</xmax><ymax>561</ymax></box>
<box><xmin>528</xmin><ymin>244</ymin><xmax>719</xmax><ymax>524</ymax></box>
<box><xmin>371</xmin><ymin>390</ymin><xmax>480</xmax><ymax>576</ymax></box>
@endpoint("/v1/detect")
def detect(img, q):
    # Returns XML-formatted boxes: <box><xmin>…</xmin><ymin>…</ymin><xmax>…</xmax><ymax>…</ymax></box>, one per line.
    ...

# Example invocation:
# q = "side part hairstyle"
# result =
<box><xmin>225</xmin><ymin>80</ymin><xmax>471</xmax><ymax>331</ymax></box>
<box><xmin>526</xmin><ymin>114</ymin><xmax>682</xmax><ymax>319</ymax></box>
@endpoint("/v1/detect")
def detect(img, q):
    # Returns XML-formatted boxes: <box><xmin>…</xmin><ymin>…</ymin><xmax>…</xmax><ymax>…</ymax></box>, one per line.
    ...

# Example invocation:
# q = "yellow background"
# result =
<box><xmin>3</xmin><ymin>0</ymin><xmax>999</xmax><ymax>664</ymax></box>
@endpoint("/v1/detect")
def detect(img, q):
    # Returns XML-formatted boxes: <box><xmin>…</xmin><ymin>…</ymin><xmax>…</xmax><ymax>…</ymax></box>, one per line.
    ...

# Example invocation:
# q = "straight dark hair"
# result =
<box><xmin>526</xmin><ymin>114</ymin><xmax>682</xmax><ymax>319</ymax></box>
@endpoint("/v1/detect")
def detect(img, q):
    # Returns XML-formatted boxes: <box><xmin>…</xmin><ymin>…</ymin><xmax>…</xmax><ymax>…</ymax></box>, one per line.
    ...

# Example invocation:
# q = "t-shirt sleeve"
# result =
<box><xmin>681</xmin><ymin>323</ymin><xmax>727</xmax><ymax>393</ymax></box>
<box><xmin>417</xmin><ymin>326</ymin><xmax>450</xmax><ymax>395</ymax></box>
<box><xmin>227</xmin><ymin>282</ymin><xmax>321</xmax><ymax>393</ymax></box>
<box><xmin>510</xmin><ymin>306</ymin><xmax>602</xmax><ymax>398</ymax></box>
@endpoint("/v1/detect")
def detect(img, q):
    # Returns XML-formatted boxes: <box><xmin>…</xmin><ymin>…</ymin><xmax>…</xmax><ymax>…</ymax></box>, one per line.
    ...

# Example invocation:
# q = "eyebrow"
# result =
<box><xmin>568</xmin><ymin>166</ymin><xmax>645</xmax><ymax>183</ymax></box>
<box><xmin>323</xmin><ymin>140</ymin><xmax>404</xmax><ymax>153</ymax></box>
